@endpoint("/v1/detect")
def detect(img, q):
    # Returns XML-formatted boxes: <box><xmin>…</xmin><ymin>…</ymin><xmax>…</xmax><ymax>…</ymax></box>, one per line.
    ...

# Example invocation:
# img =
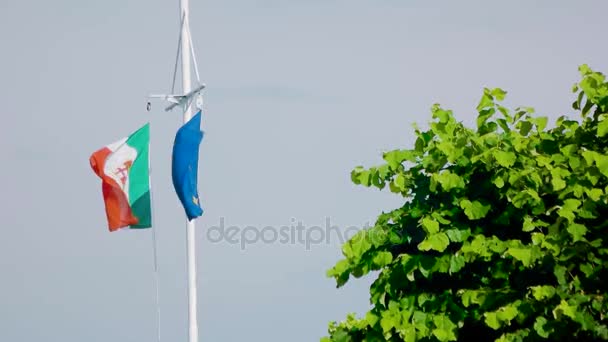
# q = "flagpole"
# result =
<box><xmin>179</xmin><ymin>0</ymin><xmax>199</xmax><ymax>341</ymax></box>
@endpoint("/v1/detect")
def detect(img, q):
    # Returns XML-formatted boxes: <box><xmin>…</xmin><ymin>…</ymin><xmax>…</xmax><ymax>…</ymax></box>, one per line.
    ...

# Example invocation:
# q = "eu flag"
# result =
<box><xmin>172</xmin><ymin>111</ymin><xmax>204</xmax><ymax>220</ymax></box>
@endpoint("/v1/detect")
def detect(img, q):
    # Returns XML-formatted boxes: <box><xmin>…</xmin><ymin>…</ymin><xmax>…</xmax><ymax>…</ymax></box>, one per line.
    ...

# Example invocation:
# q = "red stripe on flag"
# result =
<box><xmin>90</xmin><ymin>147</ymin><xmax>139</xmax><ymax>231</ymax></box>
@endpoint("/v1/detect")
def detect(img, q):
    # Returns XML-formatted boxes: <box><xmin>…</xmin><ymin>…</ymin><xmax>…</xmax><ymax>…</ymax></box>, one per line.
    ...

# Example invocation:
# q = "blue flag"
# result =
<box><xmin>172</xmin><ymin>111</ymin><xmax>204</xmax><ymax>220</ymax></box>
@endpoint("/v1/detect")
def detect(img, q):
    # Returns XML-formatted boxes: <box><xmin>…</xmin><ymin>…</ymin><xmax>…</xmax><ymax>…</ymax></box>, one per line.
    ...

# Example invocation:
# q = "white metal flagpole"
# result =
<box><xmin>179</xmin><ymin>0</ymin><xmax>199</xmax><ymax>341</ymax></box>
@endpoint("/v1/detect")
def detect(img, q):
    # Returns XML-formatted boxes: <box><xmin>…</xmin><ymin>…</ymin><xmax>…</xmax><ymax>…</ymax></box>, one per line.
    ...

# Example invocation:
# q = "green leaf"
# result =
<box><xmin>553</xmin><ymin>300</ymin><xmax>577</xmax><ymax>320</ymax></box>
<box><xmin>350</xmin><ymin>166</ymin><xmax>364</xmax><ymax>184</ymax></box>
<box><xmin>400</xmin><ymin>254</ymin><xmax>418</xmax><ymax>275</ymax></box>
<box><xmin>582</xmin><ymin>150</ymin><xmax>597</xmax><ymax>165</ymax></box>
<box><xmin>380</xmin><ymin>315</ymin><xmax>395</xmax><ymax>336</ymax></box>
<box><xmin>507</xmin><ymin>247</ymin><xmax>533</xmax><ymax>267</ymax></box>
<box><xmin>418</xmin><ymin>233</ymin><xmax>450</xmax><ymax>252</ymax></box>
<box><xmin>530</xmin><ymin>285</ymin><xmax>556</xmax><ymax>300</ymax></box>
<box><xmin>582</xmin><ymin>98</ymin><xmax>595</xmax><ymax>117</ymax></box>
<box><xmin>551</xmin><ymin>168</ymin><xmax>567</xmax><ymax>191</ymax></box>
<box><xmin>432</xmin><ymin>104</ymin><xmax>452</xmax><ymax>124</ymax></box>
<box><xmin>371</xmin><ymin>168</ymin><xmax>384</xmax><ymax>189</ymax></box>
<box><xmin>460</xmin><ymin>199</ymin><xmax>491</xmax><ymax>220</ymax></box>
<box><xmin>432</xmin><ymin>315</ymin><xmax>457</xmax><ymax>342</ymax></box>
<box><xmin>394</xmin><ymin>173</ymin><xmax>407</xmax><ymax>192</ymax></box>
<box><xmin>579</xmin><ymin>63</ymin><xmax>592</xmax><ymax>75</ymax></box>
<box><xmin>412</xmin><ymin>311</ymin><xmax>430</xmax><ymax>335</ymax></box>
<box><xmin>449</xmin><ymin>255</ymin><xmax>466</xmax><ymax>274</ymax></box>
<box><xmin>477</xmin><ymin>89</ymin><xmax>495</xmax><ymax>111</ymax></box>
<box><xmin>534</xmin><ymin>316</ymin><xmax>551</xmax><ymax>338</ymax></box>
<box><xmin>418</xmin><ymin>255</ymin><xmax>436</xmax><ymax>278</ymax></box>
<box><xmin>518</xmin><ymin>120</ymin><xmax>533</xmax><ymax>136</ymax></box>
<box><xmin>401</xmin><ymin>326</ymin><xmax>416</xmax><ymax>342</ymax></box>
<box><xmin>331</xmin><ymin>329</ymin><xmax>351</xmax><ymax>342</ymax></box>
<box><xmin>496</xmin><ymin>305</ymin><xmax>518</xmax><ymax>324</ymax></box>
<box><xmin>595</xmin><ymin>154</ymin><xmax>608</xmax><ymax>178</ymax></box>
<box><xmin>477</xmin><ymin>109</ymin><xmax>496</xmax><ymax>129</ymax></box>
<box><xmin>365</xmin><ymin>311</ymin><xmax>379</xmax><ymax>327</ymax></box>
<box><xmin>358</xmin><ymin>170</ymin><xmax>371</xmax><ymax>186</ymax></box>
<box><xmin>421</xmin><ymin>217</ymin><xmax>440</xmax><ymax>234</ymax></box>
<box><xmin>431</xmin><ymin>211</ymin><xmax>451</xmax><ymax>224</ymax></box>
<box><xmin>522</xmin><ymin>216</ymin><xmax>535</xmax><ymax>232</ymax></box>
<box><xmin>491</xmin><ymin>88</ymin><xmax>507</xmax><ymax>101</ymax></box>
<box><xmin>497</xmin><ymin>105</ymin><xmax>512</xmax><ymax>121</ymax></box>
<box><xmin>579</xmin><ymin>263</ymin><xmax>594</xmax><ymax>277</ymax></box>
<box><xmin>566</xmin><ymin>223</ymin><xmax>587</xmax><ymax>242</ymax></box>
<box><xmin>461</xmin><ymin>290</ymin><xmax>487</xmax><ymax>308</ymax></box>
<box><xmin>586</xmin><ymin>188</ymin><xmax>603</xmax><ymax>201</ymax></box>
<box><xmin>533</xmin><ymin>116</ymin><xmax>548</xmax><ymax>132</ymax></box>
<box><xmin>485</xmin><ymin>312</ymin><xmax>501</xmax><ymax>330</ymax></box>
<box><xmin>557</xmin><ymin>199</ymin><xmax>581</xmax><ymax>222</ymax></box>
<box><xmin>384</xmin><ymin>149</ymin><xmax>417</xmax><ymax>170</ymax></box>
<box><xmin>343</xmin><ymin>232</ymin><xmax>372</xmax><ymax>261</ymax></box>
<box><xmin>497</xmin><ymin>118</ymin><xmax>510</xmax><ymax>132</ymax></box>
<box><xmin>434</xmin><ymin>171</ymin><xmax>465</xmax><ymax>191</ymax></box>
<box><xmin>598</xmin><ymin>118</ymin><xmax>608</xmax><ymax>137</ymax></box>
<box><xmin>372</xmin><ymin>251</ymin><xmax>393</xmax><ymax>268</ymax></box>
<box><xmin>493</xmin><ymin>151</ymin><xmax>517</xmax><ymax>167</ymax></box>
<box><xmin>554</xmin><ymin>265</ymin><xmax>567</xmax><ymax>285</ymax></box>
<box><xmin>326</xmin><ymin>259</ymin><xmax>349</xmax><ymax>283</ymax></box>
<box><xmin>445</xmin><ymin>228</ymin><xmax>471</xmax><ymax>242</ymax></box>
<box><xmin>493</xmin><ymin>175</ymin><xmax>505</xmax><ymax>188</ymax></box>
<box><xmin>484</xmin><ymin>305</ymin><xmax>520</xmax><ymax>331</ymax></box>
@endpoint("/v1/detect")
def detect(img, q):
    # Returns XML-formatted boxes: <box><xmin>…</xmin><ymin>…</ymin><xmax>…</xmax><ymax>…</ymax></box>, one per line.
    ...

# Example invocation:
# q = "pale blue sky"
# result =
<box><xmin>1</xmin><ymin>1</ymin><xmax>607</xmax><ymax>341</ymax></box>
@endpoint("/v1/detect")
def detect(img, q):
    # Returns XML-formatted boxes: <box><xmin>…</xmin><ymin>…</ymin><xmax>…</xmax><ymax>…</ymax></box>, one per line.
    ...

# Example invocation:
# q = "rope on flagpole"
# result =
<box><xmin>185</xmin><ymin>22</ymin><xmax>201</xmax><ymax>85</ymax></box>
<box><xmin>184</xmin><ymin>19</ymin><xmax>202</xmax><ymax>113</ymax></box>
<box><xmin>169</xmin><ymin>13</ymin><xmax>202</xmax><ymax>114</ymax></box>
<box><xmin>148</xmin><ymin>134</ymin><xmax>162</xmax><ymax>342</ymax></box>
<box><xmin>171</xmin><ymin>13</ymin><xmax>186</xmax><ymax>94</ymax></box>
<box><xmin>152</xmin><ymin>227</ymin><xmax>161</xmax><ymax>342</ymax></box>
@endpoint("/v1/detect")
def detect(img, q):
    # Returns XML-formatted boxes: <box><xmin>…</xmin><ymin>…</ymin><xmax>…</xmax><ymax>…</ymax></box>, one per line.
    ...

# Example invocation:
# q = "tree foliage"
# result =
<box><xmin>323</xmin><ymin>65</ymin><xmax>608</xmax><ymax>342</ymax></box>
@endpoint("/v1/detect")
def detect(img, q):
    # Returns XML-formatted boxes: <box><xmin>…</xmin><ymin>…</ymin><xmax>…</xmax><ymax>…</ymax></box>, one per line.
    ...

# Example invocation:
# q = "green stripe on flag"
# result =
<box><xmin>130</xmin><ymin>191</ymin><xmax>152</xmax><ymax>228</ymax></box>
<box><xmin>126</xmin><ymin>123</ymin><xmax>152</xmax><ymax>228</ymax></box>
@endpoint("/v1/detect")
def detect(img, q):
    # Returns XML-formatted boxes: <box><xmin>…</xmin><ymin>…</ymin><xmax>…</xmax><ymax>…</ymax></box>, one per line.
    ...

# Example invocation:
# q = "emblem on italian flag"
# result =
<box><xmin>90</xmin><ymin>123</ymin><xmax>152</xmax><ymax>231</ymax></box>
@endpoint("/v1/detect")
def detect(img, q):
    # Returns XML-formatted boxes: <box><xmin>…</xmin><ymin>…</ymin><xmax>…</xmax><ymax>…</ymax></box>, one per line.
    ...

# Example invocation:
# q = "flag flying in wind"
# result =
<box><xmin>172</xmin><ymin>111</ymin><xmax>204</xmax><ymax>220</ymax></box>
<box><xmin>90</xmin><ymin>123</ymin><xmax>152</xmax><ymax>231</ymax></box>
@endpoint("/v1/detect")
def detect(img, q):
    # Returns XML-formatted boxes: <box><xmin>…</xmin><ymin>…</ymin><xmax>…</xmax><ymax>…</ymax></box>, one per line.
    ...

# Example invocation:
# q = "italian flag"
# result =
<box><xmin>90</xmin><ymin>124</ymin><xmax>152</xmax><ymax>231</ymax></box>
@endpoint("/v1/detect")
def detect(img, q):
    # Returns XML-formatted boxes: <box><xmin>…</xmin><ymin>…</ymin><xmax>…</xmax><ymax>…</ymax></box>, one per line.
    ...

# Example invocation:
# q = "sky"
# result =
<box><xmin>1</xmin><ymin>1</ymin><xmax>608</xmax><ymax>341</ymax></box>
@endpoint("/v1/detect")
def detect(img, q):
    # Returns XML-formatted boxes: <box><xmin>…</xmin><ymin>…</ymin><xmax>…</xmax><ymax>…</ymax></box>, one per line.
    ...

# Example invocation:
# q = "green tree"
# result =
<box><xmin>323</xmin><ymin>65</ymin><xmax>608</xmax><ymax>342</ymax></box>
